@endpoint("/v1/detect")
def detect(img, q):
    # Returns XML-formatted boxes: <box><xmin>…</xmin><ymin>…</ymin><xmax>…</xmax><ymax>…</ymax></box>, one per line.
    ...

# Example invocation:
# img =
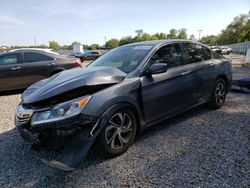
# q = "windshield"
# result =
<box><xmin>88</xmin><ymin>44</ymin><xmax>153</xmax><ymax>73</ymax></box>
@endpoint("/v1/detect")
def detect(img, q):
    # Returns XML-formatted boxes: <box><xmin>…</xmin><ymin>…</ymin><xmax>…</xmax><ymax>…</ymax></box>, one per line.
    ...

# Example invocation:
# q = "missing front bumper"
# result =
<box><xmin>39</xmin><ymin>112</ymin><xmax>108</xmax><ymax>171</ymax></box>
<box><xmin>15</xmin><ymin>113</ymin><xmax>104</xmax><ymax>171</ymax></box>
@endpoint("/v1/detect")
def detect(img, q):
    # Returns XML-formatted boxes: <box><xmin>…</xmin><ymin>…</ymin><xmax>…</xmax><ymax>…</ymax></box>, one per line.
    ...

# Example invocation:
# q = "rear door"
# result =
<box><xmin>0</xmin><ymin>53</ymin><xmax>27</xmax><ymax>91</ymax></box>
<box><xmin>21</xmin><ymin>52</ymin><xmax>55</xmax><ymax>87</ymax></box>
<box><xmin>140</xmin><ymin>43</ymin><xmax>201</xmax><ymax>124</ymax></box>
<box><xmin>181</xmin><ymin>42</ymin><xmax>216</xmax><ymax>101</ymax></box>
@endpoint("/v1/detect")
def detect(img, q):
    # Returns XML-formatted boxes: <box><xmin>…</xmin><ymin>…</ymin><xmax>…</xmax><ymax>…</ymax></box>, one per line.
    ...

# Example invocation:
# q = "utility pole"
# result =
<box><xmin>197</xmin><ymin>30</ymin><xmax>203</xmax><ymax>41</ymax></box>
<box><xmin>33</xmin><ymin>37</ymin><xmax>37</xmax><ymax>46</ymax></box>
<box><xmin>104</xmin><ymin>36</ymin><xmax>107</xmax><ymax>50</ymax></box>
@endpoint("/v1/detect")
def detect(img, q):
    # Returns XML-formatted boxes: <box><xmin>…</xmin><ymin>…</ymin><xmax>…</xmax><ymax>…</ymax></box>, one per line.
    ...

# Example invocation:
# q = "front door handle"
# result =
<box><xmin>209</xmin><ymin>63</ymin><xmax>215</xmax><ymax>67</ymax></box>
<box><xmin>181</xmin><ymin>71</ymin><xmax>190</xmax><ymax>76</ymax></box>
<box><xmin>11</xmin><ymin>67</ymin><xmax>21</xmax><ymax>70</ymax></box>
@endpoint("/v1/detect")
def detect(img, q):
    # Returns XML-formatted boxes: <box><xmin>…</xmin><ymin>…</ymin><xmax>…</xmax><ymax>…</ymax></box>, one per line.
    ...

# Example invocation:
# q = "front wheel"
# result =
<box><xmin>209</xmin><ymin>78</ymin><xmax>227</xmax><ymax>109</ymax></box>
<box><xmin>97</xmin><ymin>108</ymin><xmax>137</xmax><ymax>157</ymax></box>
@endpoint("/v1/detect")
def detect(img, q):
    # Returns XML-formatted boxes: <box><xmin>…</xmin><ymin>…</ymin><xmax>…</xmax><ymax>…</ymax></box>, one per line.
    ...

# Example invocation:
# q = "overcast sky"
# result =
<box><xmin>0</xmin><ymin>0</ymin><xmax>249</xmax><ymax>46</ymax></box>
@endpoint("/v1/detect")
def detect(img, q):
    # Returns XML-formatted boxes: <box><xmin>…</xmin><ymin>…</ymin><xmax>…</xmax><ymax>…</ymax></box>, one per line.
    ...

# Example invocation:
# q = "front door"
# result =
<box><xmin>140</xmin><ymin>43</ymin><xmax>201</xmax><ymax>124</ymax></box>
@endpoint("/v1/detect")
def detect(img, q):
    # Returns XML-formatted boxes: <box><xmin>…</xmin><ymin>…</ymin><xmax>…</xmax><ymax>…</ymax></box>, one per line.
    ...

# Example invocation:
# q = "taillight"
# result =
<box><xmin>74</xmin><ymin>60</ymin><xmax>82</xmax><ymax>67</ymax></box>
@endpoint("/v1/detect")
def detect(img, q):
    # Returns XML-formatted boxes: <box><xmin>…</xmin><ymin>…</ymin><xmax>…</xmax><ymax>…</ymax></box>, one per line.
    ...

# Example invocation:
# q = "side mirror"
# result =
<box><xmin>145</xmin><ymin>63</ymin><xmax>168</xmax><ymax>75</ymax></box>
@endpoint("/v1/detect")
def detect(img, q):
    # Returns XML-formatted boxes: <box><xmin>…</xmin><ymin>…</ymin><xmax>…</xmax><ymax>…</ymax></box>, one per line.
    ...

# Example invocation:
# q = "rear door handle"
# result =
<box><xmin>209</xmin><ymin>63</ymin><xmax>215</xmax><ymax>67</ymax></box>
<box><xmin>11</xmin><ymin>67</ymin><xmax>21</xmax><ymax>70</ymax></box>
<box><xmin>181</xmin><ymin>71</ymin><xmax>190</xmax><ymax>76</ymax></box>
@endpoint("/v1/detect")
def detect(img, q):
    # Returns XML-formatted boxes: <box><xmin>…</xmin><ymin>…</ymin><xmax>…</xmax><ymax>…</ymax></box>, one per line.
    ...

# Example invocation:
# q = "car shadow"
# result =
<box><xmin>137</xmin><ymin>105</ymin><xmax>210</xmax><ymax>141</ymax></box>
<box><xmin>0</xmin><ymin>103</ymin><xmax>210</xmax><ymax>187</ymax></box>
<box><xmin>0</xmin><ymin>93</ymin><xmax>248</xmax><ymax>187</ymax></box>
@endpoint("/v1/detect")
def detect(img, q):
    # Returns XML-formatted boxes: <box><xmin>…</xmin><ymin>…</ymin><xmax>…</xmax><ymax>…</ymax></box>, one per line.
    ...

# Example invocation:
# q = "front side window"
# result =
<box><xmin>24</xmin><ymin>52</ymin><xmax>54</xmax><ymax>63</ymax></box>
<box><xmin>149</xmin><ymin>43</ymin><xmax>183</xmax><ymax>69</ymax></box>
<box><xmin>0</xmin><ymin>54</ymin><xmax>18</xmax><ymax>65</ymax></box>
<box><xmin>182</xmin><ymin>43</ymin><xmax>212</xmax><ymax>64</ymax></box>
<box><xmin>88</xmin><ymin>45</ymin><xmax>153</xmax><ymax>73</ymax></box>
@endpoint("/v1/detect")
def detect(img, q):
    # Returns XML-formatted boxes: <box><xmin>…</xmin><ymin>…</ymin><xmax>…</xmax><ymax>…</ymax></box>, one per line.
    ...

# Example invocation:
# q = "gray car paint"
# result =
<box><xmin>21</xmin><ymin>40</ymin><xmax>232</xmax><ymax>129</ymax></box>
<box><xmin>81</xmin><ymin>40</ymin><xmax>232</xmax><ymax>127</ymax></box>
<box><xmin>15</xmin><ymin>39</ymin><xmax>232</xmax><ymax>170</ymax></box>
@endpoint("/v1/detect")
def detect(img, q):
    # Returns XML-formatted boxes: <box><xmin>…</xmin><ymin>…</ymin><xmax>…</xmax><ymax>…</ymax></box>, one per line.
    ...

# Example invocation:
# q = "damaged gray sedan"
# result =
<box><xmin>15</xmin><ymin>40</ymin><xmax>232</xmax><ymax>171</ymax></box>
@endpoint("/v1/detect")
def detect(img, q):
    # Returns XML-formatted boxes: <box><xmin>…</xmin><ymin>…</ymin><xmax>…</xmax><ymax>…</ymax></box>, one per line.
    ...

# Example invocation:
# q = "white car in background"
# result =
<box><xmin>221</xmin><ymin>46</ymin><xmax>232</xmax><ymax>55</ymax></box>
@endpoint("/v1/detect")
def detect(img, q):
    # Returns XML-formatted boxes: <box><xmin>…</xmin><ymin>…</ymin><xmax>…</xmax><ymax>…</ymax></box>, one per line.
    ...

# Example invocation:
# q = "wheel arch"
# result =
<box><xmin>102</xmin><ymin>102</ymin><xmax>144</xmax><ymax>136</ymax></box>
<box><xmin>217</xmin><ymin>74</ymin><xmax>228</xmax><ymax>92</ymax></box>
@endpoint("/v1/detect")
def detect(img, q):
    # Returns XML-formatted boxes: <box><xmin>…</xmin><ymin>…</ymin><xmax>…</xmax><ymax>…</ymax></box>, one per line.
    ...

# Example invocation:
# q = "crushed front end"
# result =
<box><xmin>14</xmin><ymin>96</ymin><xmax>102</xmax><ymax>171</ymax></box>
<box><xmin>15</xmin><ymin>103</ymin><xmax>98</xmax><ymax>149</ymax></box>
<box><xmin>14</xmin><ymin>67</ymin><xmax>127</xmax><ymax>170</ymax></box>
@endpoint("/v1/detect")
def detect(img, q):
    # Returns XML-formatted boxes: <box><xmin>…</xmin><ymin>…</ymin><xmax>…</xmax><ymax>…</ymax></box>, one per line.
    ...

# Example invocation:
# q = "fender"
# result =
<box><xmin>91</xmin><ymin>102</ymin><xmax>145</xmax><ymax>136</ymax></box>
<box><xmin>42</xmin><ymin>102</ymin><xmax>144</xmax><ymax>171</ymax></box>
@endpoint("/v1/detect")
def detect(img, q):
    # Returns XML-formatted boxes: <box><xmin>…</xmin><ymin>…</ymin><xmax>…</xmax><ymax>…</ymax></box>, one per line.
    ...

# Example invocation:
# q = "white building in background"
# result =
<box><xmin>73</xmin><ymin>44</ymin><xmax>84</xmax><ymax>56</ymax></box>
<box><xmin>246</xmin><ymin>48</ymin><xmax>250</xmax><ymax>64</ymax></box>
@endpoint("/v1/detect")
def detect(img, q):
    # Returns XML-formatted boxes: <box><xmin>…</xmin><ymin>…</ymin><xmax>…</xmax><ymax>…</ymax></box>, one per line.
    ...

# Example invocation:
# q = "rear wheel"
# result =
<box><xmin>97</xmin><ymin>108</ymin><xmax>137</xmax><ymax>157</ymax></box>
<box><xmin>209</xmin><ymin>78</ymin><xmax>227</xmax><ymax>109</ymax></box>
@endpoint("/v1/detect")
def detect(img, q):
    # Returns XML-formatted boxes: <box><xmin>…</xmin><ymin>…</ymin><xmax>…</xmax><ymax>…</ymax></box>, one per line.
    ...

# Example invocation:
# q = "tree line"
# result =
<box><xmin>5</xmin><ymin>12</ymin><xmax>249</xmax><ymax>51</ymax></box>
<box><xmin>200</xmin><ymin>12</ymin><xmax>250</xmax><ymax>45</ymax></box>
<box><xmin>105</xmin><ymin>28</ymin><xmax>191</xmax><ymax>49</ymax></box>
<box><xmin>7</xmin><ymin>41</ymin><xmax>104</xmax><ymax>51</ymax></box>
<box><xmin>106</xmin><ymin>12</ymin><xmax>249</xmax><ymax>48</ymax></box>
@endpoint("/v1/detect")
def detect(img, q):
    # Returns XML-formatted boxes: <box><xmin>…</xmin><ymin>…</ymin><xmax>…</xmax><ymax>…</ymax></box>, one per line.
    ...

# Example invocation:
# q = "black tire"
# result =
<box><xmin>227</xmin><ymin>51</ymin><xmax>230</xmax><ymax>55</ymax></box>
<box><xmin>97</xmin><ymin>108</ymin><xmax>137</xmax><ymax>157</ymax></box>
<box><xmin>209</xmin><ymin>78</ymin><xmax>227</xmax><ymax>109</ymax></box>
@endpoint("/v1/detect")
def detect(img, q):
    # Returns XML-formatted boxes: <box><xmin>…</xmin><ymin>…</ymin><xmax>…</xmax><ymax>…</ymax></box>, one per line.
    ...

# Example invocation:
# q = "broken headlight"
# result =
<box><xmin>31</xmin><ymin>96</ymin><xmax>91</xmax><ymax>125</ymax></box>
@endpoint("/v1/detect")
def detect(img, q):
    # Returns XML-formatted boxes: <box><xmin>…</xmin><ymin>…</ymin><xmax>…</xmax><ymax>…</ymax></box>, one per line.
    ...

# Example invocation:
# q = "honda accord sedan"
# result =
<box><xmin>0</xmin><ymin>48</ymin><xmax>82</xmax><ymax>92</ymax></box>
<box><xmin>15</xmin><ymin>40</ymin><xmax>232</xmax><ymax>170</ymax></box>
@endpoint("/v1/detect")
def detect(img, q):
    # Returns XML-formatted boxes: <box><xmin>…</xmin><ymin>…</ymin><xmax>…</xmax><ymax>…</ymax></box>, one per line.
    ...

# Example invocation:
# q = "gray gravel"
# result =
<box><xmin>0</xmin><ymin>92</ymin><xmax>249</xmax><ymax>188</ymax></box>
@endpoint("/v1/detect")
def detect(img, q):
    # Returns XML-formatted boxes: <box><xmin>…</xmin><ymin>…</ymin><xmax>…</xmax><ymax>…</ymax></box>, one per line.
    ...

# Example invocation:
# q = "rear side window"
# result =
<box><xmin>212</xmin><ymin>51</ymin><xmax>224</xmax><ymax>59</ymax></box>
<box><xmin>24</xmin><ymin>52</ymin><xmax>54</xmax><ymax>63</ymax></box>
<box><xmin>0</xmin><ymin>54</ymin><xmax>18</xmax><ymax>65</ymax></box>
<box><xmin>182</xmin><ymin>43</ymin><xmax>212</xmax><ymax>64</ymax></box>
<box><xmin>149</xmin><ymin>43</ymin><xmax>183</xmax><ymax>69</ymax></box>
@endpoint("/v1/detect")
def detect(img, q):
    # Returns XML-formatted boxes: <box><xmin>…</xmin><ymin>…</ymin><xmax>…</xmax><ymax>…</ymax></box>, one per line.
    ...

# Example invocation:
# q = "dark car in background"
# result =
<box><xmin>77</xmin><ymin>50</ymin><xmax>103</xmax><ymax>62</ymax></box>
<box><xmin>0</xmin><ymin>48</ymin><xmax>82</xmax><ymax>92</ymax></box>
<box><xmin>15</xmin><ymin>40</ymin><xmax>232</xmax><ymax>170</ymax></box>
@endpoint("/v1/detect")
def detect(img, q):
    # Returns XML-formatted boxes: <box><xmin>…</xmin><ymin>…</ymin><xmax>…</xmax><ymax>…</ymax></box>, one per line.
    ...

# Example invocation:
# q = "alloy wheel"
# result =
<box><xmin>105</xmin><ymin>112</ymin><xmax>133</xmax><ymax>150</ymax></box>
<box><xmin>215</xmin><ymin>81</ymin><xmax>226</xmax><ymax>106</ymax></box>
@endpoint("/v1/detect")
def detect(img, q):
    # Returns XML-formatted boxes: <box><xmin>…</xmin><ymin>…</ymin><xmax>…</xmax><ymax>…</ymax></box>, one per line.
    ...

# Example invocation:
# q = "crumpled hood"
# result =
<box><xmin>22</xmin><ymin>66</ymin><xmax>127</xmax><ymax>104</ymax></box>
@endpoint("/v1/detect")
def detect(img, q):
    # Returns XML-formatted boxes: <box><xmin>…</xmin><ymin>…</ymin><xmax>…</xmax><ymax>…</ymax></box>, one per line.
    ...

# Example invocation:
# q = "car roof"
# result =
<box><xmin>0</xmin><ymin>49</ymin><xmax>62</xmax><ymax>58</ymax></box>
<box><xmin>9</xmin><ymin>48</ymin><xmax>60</xmax><ymax>55</ymax></box>
<box><xmin>123</xmin><ymin>39</ymin><xmax>195</xmax><ymax>47</ymax></box>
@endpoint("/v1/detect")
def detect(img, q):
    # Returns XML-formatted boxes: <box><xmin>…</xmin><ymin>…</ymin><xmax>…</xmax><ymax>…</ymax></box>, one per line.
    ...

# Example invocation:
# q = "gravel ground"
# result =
<box><xmin>0</xmin><ymin>92</ymin><xmax>249</xmax><ymax>188</ymax></box>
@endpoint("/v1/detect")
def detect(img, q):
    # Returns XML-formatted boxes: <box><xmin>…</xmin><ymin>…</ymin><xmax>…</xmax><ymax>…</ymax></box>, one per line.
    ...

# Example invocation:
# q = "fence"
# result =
<box><xmin>227</xmin><ymin>41</ymin><xmax>250</xmax><ymax>55</ymax></box>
